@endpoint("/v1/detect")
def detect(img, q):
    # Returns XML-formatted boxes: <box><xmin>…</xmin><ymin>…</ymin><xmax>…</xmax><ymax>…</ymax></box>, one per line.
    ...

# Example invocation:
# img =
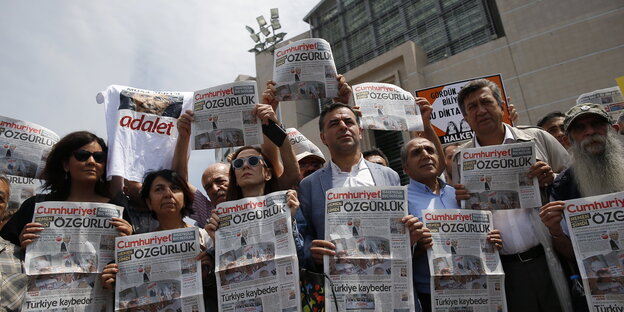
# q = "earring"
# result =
<box><xmin>64</xmin><ymin>171</ymin><xmax>69</xmax><ymax>180</ymax></box>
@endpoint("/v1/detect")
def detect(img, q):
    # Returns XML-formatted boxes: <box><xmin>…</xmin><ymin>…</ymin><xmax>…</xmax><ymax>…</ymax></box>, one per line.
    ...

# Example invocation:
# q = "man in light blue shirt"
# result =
<box><xmin>403</xmin><ymin>137</ymin><xmax>502</xmax><ymax>312</ymax></box>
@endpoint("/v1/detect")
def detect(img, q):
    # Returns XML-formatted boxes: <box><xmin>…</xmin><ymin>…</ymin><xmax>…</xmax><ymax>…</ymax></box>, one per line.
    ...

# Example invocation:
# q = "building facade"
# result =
<box><xmin>255</xmin><ymin>0</ymin><xmax>624</xmax><ymax>183</ymax></box>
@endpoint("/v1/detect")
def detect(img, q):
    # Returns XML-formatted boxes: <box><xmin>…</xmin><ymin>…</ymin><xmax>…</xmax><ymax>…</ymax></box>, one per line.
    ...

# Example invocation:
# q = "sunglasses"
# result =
<box><xmin>72</xmin><ymin>150</ymin><xmax>106</xmax><ymax>163</ymax></box>
<box><xmin>232</xmin><ymin>155</ymin><xmax>264</xmax><ymax>169</ymax></box>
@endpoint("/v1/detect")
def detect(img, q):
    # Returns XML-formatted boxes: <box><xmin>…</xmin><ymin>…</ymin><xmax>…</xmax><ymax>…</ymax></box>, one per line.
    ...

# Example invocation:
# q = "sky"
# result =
<box><xmin>0</xmin><ymin>1</ymin><xmax>319</xmax><ymax>194</ymax></box>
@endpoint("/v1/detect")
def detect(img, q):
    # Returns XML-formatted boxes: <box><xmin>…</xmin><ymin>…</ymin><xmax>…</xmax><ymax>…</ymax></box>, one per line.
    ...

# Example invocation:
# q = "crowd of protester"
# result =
<box><xmin>1</xmin><ymin>74</ymin><xmax>623</xmax><ymax>312</ymax></box>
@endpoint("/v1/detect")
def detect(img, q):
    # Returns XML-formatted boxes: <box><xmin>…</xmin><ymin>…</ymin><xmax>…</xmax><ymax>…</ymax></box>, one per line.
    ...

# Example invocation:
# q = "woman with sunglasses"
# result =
<box><xmin>0</xmin><ymin>131</ymin><xmax>133</xmax><ymax>247</ymax></box>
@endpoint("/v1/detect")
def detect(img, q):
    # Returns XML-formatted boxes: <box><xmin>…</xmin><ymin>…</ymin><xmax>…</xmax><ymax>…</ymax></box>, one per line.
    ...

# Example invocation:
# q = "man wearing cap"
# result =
<box><xmin>452</xmin><ymin>78</ymin><xmax>571</xmax><ymax>312</ymax></box>
<box><xmin>540</xmin><ymin>103</ymin><xmax>624</xmax><ymax>259</ymax></box>
<box><xmin>286</xmin><ymin>128</ymin><xmax>327</xmax><ymax>179</ymax></box>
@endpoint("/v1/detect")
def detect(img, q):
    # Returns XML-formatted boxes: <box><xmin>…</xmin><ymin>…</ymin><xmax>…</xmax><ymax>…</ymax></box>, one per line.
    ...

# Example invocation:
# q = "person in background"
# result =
<box><xmin>537</xmin><ymin>111</ymin><xmax>570</xmax><ymax>149</ymax></box>
<box><xmin>363</xmin><ymin>148</ymin><xmax>389</xmax><ymax>167</ymax></box>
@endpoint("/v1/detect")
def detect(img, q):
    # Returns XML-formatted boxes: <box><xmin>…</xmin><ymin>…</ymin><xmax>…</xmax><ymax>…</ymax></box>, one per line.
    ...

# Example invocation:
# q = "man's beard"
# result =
<box><xmin>571</xmin><ymin>131</ymin><xmax>624</xmax><ymax>197</ymax></box>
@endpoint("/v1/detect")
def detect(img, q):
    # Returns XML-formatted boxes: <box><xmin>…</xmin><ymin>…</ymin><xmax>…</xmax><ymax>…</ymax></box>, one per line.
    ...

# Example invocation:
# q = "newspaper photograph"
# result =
<box><xmin>114</xmin><ymin>228</ymin><xmax>204</xmax><ymax>312</ymax></box>
<box><xmin>414</xmin><ymin>74</ymin><xmax>512</xmax><ymax>144</ymax></box>
<box><xmin>98</xmin><ymin>85</ymin><xmax>193</xmax><ymax>182</ymax></box>
<box><xmin>0</xmin><ymin>115</ymin><xmax>59</xmax><ymax>179</ymax></box>
<box><xmin>214</xmin><ymin>191</ymin><xmax>300</xmax><ymax>312</ymax></box>
<box><xmin>192</xmin><ymin>81</ymin><xmax>262</xmax><ymax>150</ymax></box>
<box><xmin>423</xmin><ymin>209</ymin><xmax>507</xmax><ymax>312</ymax></box>
<box><xmin>324</xmin><ymin>186</ymin><xmax>414</xmax><ymax>312</ymax></box>
<box><xmin>24</xmin><ymin>201</ymin><xmax>125</xmax><ymax>275</ymax></box>
<box><xmin>576</xmin><ymin>86</ymin><xmax>624</xmax><ymax>120</ymax></box>
<box><xmin>563</xmin><ymin>191</ymin><xmax>624</xmax><ymax>311</ymax></box>
<box><xmin>273</xmin><ymin>38</ymin><xmax>338</xmax><ymax>101</ymax></box>
<box><xmin>22</xmin><ymin>273</ymin><xmax>113</xmax><ymax>311</ymax></box>
<box><xmin>22</xmin><ymin>201</ymin><xmax>123</xmax><ymax>312</ymax></box>
<box><xmin>352</xmin><ymin>82</ymin><xmax>424</xmax><ymax>132</ymax></box>
<box><xmin>5</xmin><ymin>174</ymin><xmax>42</xmax><ymax>212</ymax></box>
<box><xmin>459</xmin><ymin>142</ymin><xmax>540</xmax><ymax>210</ymax></box>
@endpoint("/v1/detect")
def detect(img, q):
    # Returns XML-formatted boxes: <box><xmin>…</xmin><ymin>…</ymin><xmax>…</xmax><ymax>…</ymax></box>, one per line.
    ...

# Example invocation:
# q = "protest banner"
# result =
<box><xmin>423</xmin><ymin>209</ymin><xmax>507</xmax><ymax>312</ymax></box>
<box><xmin>415</xmin><ymin>74</ymin><xmax>512</xmax><ymax>144</ymax></box>
<box><xmin>98</xmin><ymin>85</ymin><xmax>192</xmax><ymax>182</ymax></box>
<box><xmin>563</xmin><ymin>192</ymin><xmax>624</xmax><ymax>312</ymax></box>
<box><xmin>353</xmin><ymin>82</ymin><xmax>424</xmax><ymax>132</ymax></box>
<box><xmin>114</xmin><ymin>227</ymin><xmax>205</xmax><ymax>312</ymax></box>
<box><xmin>324</xmin><ymin>186</ymin><xmax>415</xmax><ymax>312</ymax></box>
<box><xmin>192</xmin><ymin>81</ymin><xmax>262</xmax><ymax>150</ymax></box>
<box><xmin>459</xmin><ymin>142</ymin><xmax>540</xmax><ymax>210</ymax></box>
<box><xmin>273</xmin><ymin>38</ymin><xmax>338</xmax><ymax>101</ymax></box>
<box><xmin>22</xmin><ymin>201</ymin><xmax>124</xmax><ymax>311</ymax></box>
<box><xmin>214</xmin><ymin>191</ymin><xmax>300</xmax><ymax>312</ymax></box>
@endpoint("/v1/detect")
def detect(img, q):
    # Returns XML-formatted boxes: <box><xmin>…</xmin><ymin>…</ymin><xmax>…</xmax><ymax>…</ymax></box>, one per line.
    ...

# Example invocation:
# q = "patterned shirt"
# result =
<box><xmin>0</xmin><ymin>237</ymin><xmax>27</xmax><ymax>311</ymax></box>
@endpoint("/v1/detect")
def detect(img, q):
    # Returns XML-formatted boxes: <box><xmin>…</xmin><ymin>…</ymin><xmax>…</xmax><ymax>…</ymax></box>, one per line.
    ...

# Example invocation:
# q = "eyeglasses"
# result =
<box><xmin>232</xmin><ymin>155</ymin><xmax>263</xmax><ymax>169</ymax></box>
<box><xmin>72</xmin><ymin>150</ymin><xmax>106</xmax><ymax>163</ymax></box>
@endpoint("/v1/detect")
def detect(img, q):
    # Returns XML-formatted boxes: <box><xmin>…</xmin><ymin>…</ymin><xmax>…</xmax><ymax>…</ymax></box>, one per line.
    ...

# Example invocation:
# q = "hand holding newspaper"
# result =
<box><xmin>214</xmin><ymin>191</ymin><xmax>300</xmax><ymax>312</ymax></box>
<box><xmin>324</xmin><ymin>186</ymin><xmax>415</xmax><ymax>312</ymax></box>
<box><xmin>563</xmin><ymin>192</ymin><xmax>624</xmax><ymax>312</ymax></box>
<box><xmin>423</xmin><ymin>209</ymin><xmax>507</xmax><ymax>312</ymax></box>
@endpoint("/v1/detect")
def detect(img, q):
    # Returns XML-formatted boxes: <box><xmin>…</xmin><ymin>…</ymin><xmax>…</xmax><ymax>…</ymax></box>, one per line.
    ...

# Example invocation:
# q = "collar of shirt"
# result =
<box><xmin>474</xmin><ymin>124</ymin><xmax>516</xmax><ymax>147</ymax></box>
<box><xmin>330</xmin><ymin>155</ymin><xmax>375</xmax><ymax>187</ymax></box>
<box><xmin>408</xmin><ymin>177</ymin><xmax>449</xmax><ymax>194</ymax></box>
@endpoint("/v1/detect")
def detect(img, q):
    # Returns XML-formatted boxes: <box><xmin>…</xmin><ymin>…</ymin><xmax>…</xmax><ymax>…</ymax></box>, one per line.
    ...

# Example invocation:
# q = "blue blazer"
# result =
<box><xmin>295</xmin><ymin>159</ymin><xmax>400</xmax><ymax>269</ymax></box>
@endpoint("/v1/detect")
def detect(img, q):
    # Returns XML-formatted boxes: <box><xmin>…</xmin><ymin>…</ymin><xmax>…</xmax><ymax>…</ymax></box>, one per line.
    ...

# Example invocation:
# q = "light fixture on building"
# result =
<box><xmin>246</xmin><ymin>8</ymin><xmax>287</xmax><ymax>54</ymax></box>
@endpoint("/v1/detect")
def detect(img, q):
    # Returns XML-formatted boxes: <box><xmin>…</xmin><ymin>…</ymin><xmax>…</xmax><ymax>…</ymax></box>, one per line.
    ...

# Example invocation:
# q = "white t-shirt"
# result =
<box><xmin>98</xmin><ymin>85</ymin><xmax>192</xmax><ymax>182</ymax></box>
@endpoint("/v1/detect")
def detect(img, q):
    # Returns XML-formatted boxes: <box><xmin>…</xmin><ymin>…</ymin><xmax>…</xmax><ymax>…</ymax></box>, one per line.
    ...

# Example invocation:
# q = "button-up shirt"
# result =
<box><xmin>330</xmin><ymin>155</ymin><xmax>375</xmax><ymax>187</ymax></box>
<box><xmin>0</xmin><ymin>237</ymin><xmax>27</xmax><ymax>311</ymax></box>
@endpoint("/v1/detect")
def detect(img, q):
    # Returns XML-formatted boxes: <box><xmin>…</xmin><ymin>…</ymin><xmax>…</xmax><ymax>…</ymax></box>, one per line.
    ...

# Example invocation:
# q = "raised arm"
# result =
<box><xmin>172</xmin><ymin>110</ymin><xmax>198</xmax><ymax>193</ymax></box>
<box><xmin>411</xmin><ymin>97</ymin><xmax>446</xmax><ymax>175</ymax></box>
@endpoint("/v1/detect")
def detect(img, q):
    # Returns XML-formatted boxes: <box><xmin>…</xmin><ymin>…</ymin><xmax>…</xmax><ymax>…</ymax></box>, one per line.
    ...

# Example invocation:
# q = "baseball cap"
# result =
<box><xmin>564</xmin><ymin>103</ymin><xmax>612</xmax><ymax>132</ymax></box>
<box><xmin>296</xmin><ymin>151</ymin><xmax>326</xmax><ymax>163</ymax></box>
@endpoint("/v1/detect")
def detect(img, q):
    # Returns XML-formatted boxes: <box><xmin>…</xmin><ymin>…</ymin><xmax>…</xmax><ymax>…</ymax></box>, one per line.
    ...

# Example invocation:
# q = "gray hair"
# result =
<box><xmin>457</xmin><ymin>79</ymin><xmax>504</xmax><ymax>116</ymax></box>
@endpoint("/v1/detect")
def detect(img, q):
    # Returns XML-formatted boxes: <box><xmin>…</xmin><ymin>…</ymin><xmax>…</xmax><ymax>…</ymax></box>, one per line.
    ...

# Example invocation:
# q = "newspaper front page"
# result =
<box><xmin>563</xmin><ymin>192</ymin><xmax>624</xmax><ymax>311</ymax></box>
<box><xmin>459</xmin><ymin>142</ymin><xmax>540</xmax><ymax>210</ymax></box>
<box><xmin>286</xmin><ymin>128</ymin><xmax>323</xmax><ymax>157</ymax></box>
<box><xmin>0</xmin><ymin>115</ymin><xmax>59</xmax><ymax>211</ymax></box>
<box><xmin>324</xmin><ymin>186</ymin><xmax>415</xmax><ymax>312</ymax></box>
<box><xmin>423</xmin><ymin>209</ymin><xmax>506</xmax><ymax>312</ymax></box>
<box><xmin>214</xmin><ymin>191</ymin><xmax>300</xmax><ymax>312</ymax></box>
<box><xmin>192</xmin><ymin>81</ymin><xmax>262</xmax><ymax>150</ymax></box>
<box><xmin>352</xmin><ymin>82</ymin><xmax>424</xmax><ymax>132</ymax></box>
<box><xmin>22</xmin><ymin>201</ymin><xmax>124</xmax><ymax>311</ymax></box>
<box><xmin>273</xmin><ymin>38</ymin><xmax>338</xmax><ymax>101</ymax></box>
<box><xmin>576</xmin><ymin>86</ymin><xmax>624</xmax><ymax>120</ymax></box>
<box><xmin>114</xmin><ymin>228</ymin><xmax>204</xmax><ymax>312</ymax></box>
<box><xmin>98</xmin><ymin>85</ymin><xmax>193</xmax><ymax>182</ymax></box>
<box><xmin>414</xmin><ymin>74</ymin><xmax>512</xmax><ymax>144</ymax></box>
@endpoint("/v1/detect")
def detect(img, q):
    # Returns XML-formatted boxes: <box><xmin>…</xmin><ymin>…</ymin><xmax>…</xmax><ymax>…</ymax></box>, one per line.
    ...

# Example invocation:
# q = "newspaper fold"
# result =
<box><xmin>353</xmin><ymin>82</ymin><xmax>423</xmax><ymax>132</ymax></box>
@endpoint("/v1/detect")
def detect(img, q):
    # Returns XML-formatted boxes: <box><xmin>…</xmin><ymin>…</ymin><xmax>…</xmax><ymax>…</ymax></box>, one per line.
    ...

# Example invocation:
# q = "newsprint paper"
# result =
<box><xmin>273</xmin><ymin>38</ymin><xmax>338</xmax><ymax>101</ymax></box>
<box><xmin>0</xmin><ymin>115</ymin><xmax>59</xmax><ymax>211</ymax></box>
<box><xmin>214</xmin><ymin>191</ymin><xmax>300</xmax><ymax>312</ymax></box>
<box><xmin>324</xmin><ymin>186</ymin><xmax>415</xmax><ymax>312</ymax></box>
<box><xmin>352</xmin><ymin>82</ymin><xmax>424</xmax><ymax>132</ymax></box>
<box><xmin>423</xmin><ymin>209</ymin><xmax>507</xmax><ymax>312</ymax></box>
<box><xmin>115</xmin><ymin>228</ymin><xmax>204</xmax><ymax>312</ymax></box>
<box><xmin>459</xmin><ymin>141</ymin><xmax>540</xmax><ymax>210</ymax></box>
<box><xmin>22</xmin><ymin>201</ymin><xmax>124</xmax><ymax>311</ymax></box>
<box><xmin>563</xmin><ymin>192</ymin><xmax>624</xmax><ymax>312</ymax></box>
<box><xmin>192</xmin><ymin>81</ymin><xmax>262</xmax><ymax>150</ymax></box>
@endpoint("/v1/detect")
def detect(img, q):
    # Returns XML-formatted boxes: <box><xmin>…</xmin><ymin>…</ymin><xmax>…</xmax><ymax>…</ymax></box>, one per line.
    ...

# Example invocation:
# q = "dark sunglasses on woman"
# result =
<box><xmin>232</xmin><ymin>155</ymin><xmax>264</xmax><ymax>169</ymax></box>
<box><xmin>73</xmin><ymin>150</ymin><xmax>107</xmax><ymax>163</ymax></box>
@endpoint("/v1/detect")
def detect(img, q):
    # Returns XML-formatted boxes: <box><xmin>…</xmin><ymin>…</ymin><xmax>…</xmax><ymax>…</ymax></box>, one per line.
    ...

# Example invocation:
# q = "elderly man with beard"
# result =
<box><xmin>540</xmin><ymin>103</ymin><xmax>624</xmax><ymax>260</ymax></box>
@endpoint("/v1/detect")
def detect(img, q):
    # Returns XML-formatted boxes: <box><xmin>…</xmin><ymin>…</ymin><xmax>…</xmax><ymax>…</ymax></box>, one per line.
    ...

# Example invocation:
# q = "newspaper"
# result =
<box><xmin>563</xmin><ymin>192</ymin><xmax>624</xmax><ymax>311</ymax></box>
<box><xmin>5</xmin><ymin>174</ymin><xmax>42</xmax><ymax>212</ymax></box>
<box><xmin>114</xmin><ymin>228</ymin><xmax>205</xmax><ymax>312</ymax></box>
<box><xmin>98</xmin><ymin>85</ymin><xmax>193</xmax><ymax>182</ymax></box>
<box><xmin>423</xmin><ymin>209</ymin><xmax>507</xmax><ymax>312</ymax></box>
<box><xmin>353</xmin><ymin>82</ymin><xmax>424</xmax><ymax>132</ymax></box>
<box><xmin>414</xmin><ymin>74</ymin><xmax>512</xmax><ymax>144</ymax></box>
<box><xmin>0</xmin><ymin>115</ymin><xmax>59</xmax><ymax>211</ymax></box>
<box><xmin>273</xmin><ymin>38</ymin><xmax>338</xmax><ymax>101</ymax></box>
<box><xmin>576</xmin><ymin>86</ymin><xmax>624</xmax><ymax>120</ymax></box>
<box><xmin>214</xmin><ymin>191</ymin><xmax>300</xmax><ymax>312</ymax></box>
<box><xmin>459</xmin><ymin>142</ymin><xmax>540</xmax><ymax>210</ymax></box>
<box><xmin>22</xmin><ymin>201</ymin><xmax>124</xmax><ymax>312</ymax></box>
<box><xmin>324</xmin><ymin>186</ymin><xmax>415</xmax><ymax>312</ymax></box>
<box><xmin>286</xmin><ymin>128</ymin><xmax>324</xmax><ymax>158</ymax></box>
<box><xmin>191</xmin><ymin>81</ymin><xmax>262</xmax><ymax>150</ymax></box>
